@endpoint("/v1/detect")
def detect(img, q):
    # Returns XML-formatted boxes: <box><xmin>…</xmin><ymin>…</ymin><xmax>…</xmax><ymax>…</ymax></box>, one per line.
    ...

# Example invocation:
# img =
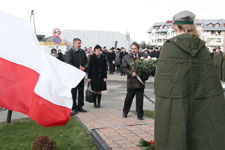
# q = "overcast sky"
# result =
<box><xmin>1</xmin><ymin>0</ymin><xmax>224</xmax><ymax>42</ymax></box>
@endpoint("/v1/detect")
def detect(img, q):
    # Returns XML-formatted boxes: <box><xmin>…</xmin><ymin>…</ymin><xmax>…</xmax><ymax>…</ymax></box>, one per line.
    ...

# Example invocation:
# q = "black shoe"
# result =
<box><xmin>78</xmin><ymin>108</ymin><xmax>87</xmax><ymax>113</ymax></box>
<box><xmin>70</xmin><ymin>110</ymin><xmax>78</xmax><ymax>116</ymax></box>
<box><xmin>138</xmin><ymin>116</ymin><xmax>144</xmax><ymax>120</ymax></box>
<box><xmin>97</xmin><ymin>94</ymin><xmax>101</xmax><ymax>108</ymax></box>
<box><xmin>93</xmin><ymin>101</ymin><xmax>97</xmax><ymax>108</ymax></box>
<box><xmin>123</xmin><ymin>113</ymin><xmax>127</xmax><ymax>118</ymax></box>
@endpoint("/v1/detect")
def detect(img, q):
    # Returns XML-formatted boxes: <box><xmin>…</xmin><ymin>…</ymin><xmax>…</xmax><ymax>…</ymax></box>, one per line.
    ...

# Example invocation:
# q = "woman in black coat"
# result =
<box><xmin>88</xmin><ymin>45</ymin><xmax>107</xmax><ymax>108</ymax></box>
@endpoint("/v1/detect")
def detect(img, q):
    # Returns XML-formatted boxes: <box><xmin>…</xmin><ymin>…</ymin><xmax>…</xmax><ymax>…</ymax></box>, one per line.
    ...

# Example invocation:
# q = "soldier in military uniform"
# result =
<box><xmin>154</xmin><ymin>10</ymin><xmax>225</xmax><ymax>150</ymax></box>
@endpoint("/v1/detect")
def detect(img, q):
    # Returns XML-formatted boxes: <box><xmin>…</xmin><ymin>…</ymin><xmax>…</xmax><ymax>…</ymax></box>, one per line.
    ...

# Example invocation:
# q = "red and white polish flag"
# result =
<box><xmin>0</xmin><ymin>11</ymin><xmax>86</xmax><ymax>127</ymax></box>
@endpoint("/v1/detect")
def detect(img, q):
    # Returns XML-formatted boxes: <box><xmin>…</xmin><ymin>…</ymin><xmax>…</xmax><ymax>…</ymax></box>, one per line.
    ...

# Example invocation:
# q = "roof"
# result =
<box><xmin>147</xmin><ymin>22</ymin><xmax>173</xmax><ymax>33</ymax></box>
<box><xmin>195</xmin><ymin>19</ymin><xmax>225</xmax><ymax>31</ymax></box>
<box><xmin>147</xmin><ymin>19</ymin><xmax>225</xmax><ymax>33</ymax></box>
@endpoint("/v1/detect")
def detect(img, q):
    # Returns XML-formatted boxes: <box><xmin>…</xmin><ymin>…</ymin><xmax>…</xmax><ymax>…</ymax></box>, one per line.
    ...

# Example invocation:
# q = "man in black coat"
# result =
<box><xmin>122</xmin><ymin>42</ymin><xmax>148</xmax><ymax>120</ymax></box>
<box><xmin>154</xmin><ymin>47</ymin><xmax>160</xmax><ymax>59</ymax></box>
<box><xmin>57</xmin><ymin>49</ymin><xmax>64</xmax><ymax>61</ymax></box>
<box><xmin>107</xmin><ymin>48</ymin><xmax>116</xmax><ymax>74</ymax></box>
<box><xmin>148</xmin><ymin>46</ymin><xmax>155</xmax><ymax>58</ymax></box>
<box><xmin>65</xmin><ymin>38</ymin><xmax>88</xmax><ymax>115</ymax></box>
<box><xmin>119</xmin><ymin>48</ymin><xmax>128</xmax><ymax>75</ymax></box>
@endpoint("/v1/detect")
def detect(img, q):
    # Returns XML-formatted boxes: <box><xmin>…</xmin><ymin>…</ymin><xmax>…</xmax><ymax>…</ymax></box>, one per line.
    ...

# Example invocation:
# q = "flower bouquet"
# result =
<box><xmin>138</xmin><ymin>139</ymin><xmax>155</xmax><ymax>150</ymax></box>
<box><xmin>131</xmin><ymin>57</ymin><xmax>158</xmax><ymax>76</ymax></box>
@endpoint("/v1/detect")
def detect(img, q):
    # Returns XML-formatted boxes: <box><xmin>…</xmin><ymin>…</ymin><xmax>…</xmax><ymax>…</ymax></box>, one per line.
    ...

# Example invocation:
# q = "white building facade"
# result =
<box><xmin>60</xmin><ymin>29</ymin><xmax>133</xmax><ymax>50</ymax></box>
<box><xmin>147</xmin><ymin>20</ymin><xmax>225</xmax><ymax>51</ymax></box>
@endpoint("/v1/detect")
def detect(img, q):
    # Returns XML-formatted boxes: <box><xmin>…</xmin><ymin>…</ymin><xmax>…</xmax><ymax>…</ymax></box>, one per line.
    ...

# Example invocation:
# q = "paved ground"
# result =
<box><xmin>78</xmin><ymin>74</ymin><xmax>155</xmax><ymax>150</ymax></box>
<box><xmin>76</xmin><ymin>110</ymin><xmax>154</xmax><ymax>150</ymax></box>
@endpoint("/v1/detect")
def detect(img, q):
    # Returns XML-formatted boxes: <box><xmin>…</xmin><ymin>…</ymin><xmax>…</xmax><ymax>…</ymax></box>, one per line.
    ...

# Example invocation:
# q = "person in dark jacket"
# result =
<box><xmin>57</xmin><ymin>49</ymin><xmax>64</xmax><ymax>61</ymax></box>
<box><xmin>102</xmin><ymin>46</ymin><xmax>109</xmax><ymax>58</ymax></box>
<box><xmin>213</xmin><ymin>47</ymin><xmax>223</xmax><ymax>80</ymax></box>
<box><xmin>148</xmin><ymin>46</ymin><xmax>155</xmax><ymax>58</ymax></box>
<box><xmin>107</xmin><ymin>48</ymin><xmax>116</xmax><ymax>74</ymax></box>
<box><xmin>102</xmin><ymin>46</ymin><xmax>109</xmax><ymax>70</ymax></box>
<box><xmin>119</xmin><ymin>48</ymin><xmax>128</xmax><ymax>75</ymax></box>
<box><xmin>143</xmin><ymin>49</ymin><xmax>150</xmax><ymax>58</ymax></box>
<box><xmin>88</xmin><ymin>45</ymin><xmax>107</xmax><ymax>108</ymax></box>
<box><xmin>154</xmin><ymin>10</ymin><xmax>225</xmax><ymax>150</ymax></box>
<box><xmin>210</xmin><ymin>48</ymin><xmax>216</xmax><ymax>59</ymax></box>
<box><xmin>154</xmin><ymin>47</ymin><xmax>160</xmax><ymax>58</ymax></box>
<box><xmin>122</xmin><ymin>42</ymin><xmax>148</xmax><ymax>120</ymax></box>
<box><xmin>65</xmin><ymin>38</ymin><xmax>88</xmax><ymax>115</ymax></box>
<box><xmin>115</xmin><ymin>48</ymin><xmax>121</xmax><ymax>73</ymax></box>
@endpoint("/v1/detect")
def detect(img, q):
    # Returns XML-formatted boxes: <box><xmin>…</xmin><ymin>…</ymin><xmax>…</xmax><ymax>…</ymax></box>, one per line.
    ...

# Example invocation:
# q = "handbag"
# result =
<box><xmin>85</xmin><ymin>83</ymin><xmax>94</xmax><ymax>103</ymax></box>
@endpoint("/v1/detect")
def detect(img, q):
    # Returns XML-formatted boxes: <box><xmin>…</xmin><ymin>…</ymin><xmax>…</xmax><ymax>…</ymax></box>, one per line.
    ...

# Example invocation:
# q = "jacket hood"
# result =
<box><xmin>168</xmin><ymin>33</ymin><xmax>205</xmax><ymax>56</ymax></box>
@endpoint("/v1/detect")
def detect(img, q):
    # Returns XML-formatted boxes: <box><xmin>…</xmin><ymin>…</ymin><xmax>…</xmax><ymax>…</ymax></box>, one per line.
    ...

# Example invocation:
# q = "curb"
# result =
<box><xmin>74</xmin><ymin>116</ymin><xmax>111</xmax><ymax>150</ymax></box>
<box><xmin>91</xmin><ymin>129</ymin><xmax>112</xmax><ymax>150</ymax></box>
<box><xmin>74</xmin><ymin>116</ymin><xmax>90</xmax><ymax>134</ymax></box>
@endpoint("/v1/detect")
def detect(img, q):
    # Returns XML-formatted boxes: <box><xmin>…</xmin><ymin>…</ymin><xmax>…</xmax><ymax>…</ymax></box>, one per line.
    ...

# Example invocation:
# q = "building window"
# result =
<box><xmin>215</xmin><ymin>38</ymin><xmax>221</xmax><ymax>43</ymax></box>
<box><xmin>157</xmin><ymin>39</ymin><xmax>162</xmax><ymax>43</ymax></box>
<box><xmin>207</xmin><ymin>23</ymin><xmax>213</xmax><ymax>28</ymax></box>
<box><xmin>207</xmin><ymin>38</ymin><xmax>213</xmax><ymax>43</ymax></box>
<box><xmin>215</xmin><ymin>23</ymin><xmax>220</xmax><ymax>28</ymax></box>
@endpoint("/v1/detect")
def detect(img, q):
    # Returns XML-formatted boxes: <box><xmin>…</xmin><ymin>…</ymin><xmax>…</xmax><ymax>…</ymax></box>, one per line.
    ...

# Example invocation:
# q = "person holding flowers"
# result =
<box><xmin>122</xmin><ymin>42</ymin><xmax>149</xmax><ymax>120</ymax></box>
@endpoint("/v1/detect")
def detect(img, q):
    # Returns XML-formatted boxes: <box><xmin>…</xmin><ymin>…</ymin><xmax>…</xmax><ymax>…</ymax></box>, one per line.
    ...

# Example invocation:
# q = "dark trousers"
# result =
<box><xmin>71</xmin><ymin>79</ymin><xmax>84</xmax><ymax>110</ymax></box>
<box><xmin>123</xmin><ymin>88</ymin><xmax>144</xmax><ymax>118</ymax></box>
<box><xmin>120</xmin><ymin>64</ymin><xmax>125</xmax><ymax>75</ymax></box>
<box><xmin>116</xmin><ymin>65</ymin><xmax>120</xmax><ymax>73</ymax></box>
<box><xmin>109</xmin><ymin>61</ymin><xmax>114</xmax><ymax>73</ymax></box>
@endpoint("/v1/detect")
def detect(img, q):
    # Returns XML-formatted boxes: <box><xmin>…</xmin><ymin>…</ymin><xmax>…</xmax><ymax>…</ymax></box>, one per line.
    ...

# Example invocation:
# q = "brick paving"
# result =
<box><xmin>76</xmin><ymin>110</ymin><xmax>154</xmax><ymax>150</ymax></box>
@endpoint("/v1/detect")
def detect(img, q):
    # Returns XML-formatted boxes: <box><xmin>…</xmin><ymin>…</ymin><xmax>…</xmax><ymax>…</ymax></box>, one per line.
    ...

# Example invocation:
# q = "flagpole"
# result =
<box><xmin>30</xmin><ymin>10</ymin><xmax>37</xmax><ymax>35</ymax></box>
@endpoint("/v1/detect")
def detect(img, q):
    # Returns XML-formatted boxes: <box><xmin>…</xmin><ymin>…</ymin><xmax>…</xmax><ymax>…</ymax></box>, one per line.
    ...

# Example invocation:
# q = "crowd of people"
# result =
<box><xmin>46</xmin><ymin>10</ymin><xmax>225</xmax><ymax>150</ymax></box>
<box><xmin>50</xmin><ymin>48</ymin><xmax>64</xmax><ymax>61</ymax></box>
<box><xmin>49</xmin><ymin>38</ymin><xmax>163</xmax><ymax>118</ymax></box>
<box><xmin>50</xmin><ymin>44</ymin><xmax>161</xmax><ymax>77</ymax></box>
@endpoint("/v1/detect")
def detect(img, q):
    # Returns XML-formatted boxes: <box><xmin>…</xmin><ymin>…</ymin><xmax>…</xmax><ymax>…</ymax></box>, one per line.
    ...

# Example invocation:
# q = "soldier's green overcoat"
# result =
<box><xmin>154</xmin><ymin>33</ymin><xmax>225</xmax><ymax>150</ymax></box>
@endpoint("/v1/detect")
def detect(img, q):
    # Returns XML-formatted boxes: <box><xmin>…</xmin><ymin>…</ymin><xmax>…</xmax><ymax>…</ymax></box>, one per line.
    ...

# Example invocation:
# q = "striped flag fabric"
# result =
<box><xmin>0</xmin><ymin>11</ymin><xmax>86</xmax><ymax>127</ymax></box>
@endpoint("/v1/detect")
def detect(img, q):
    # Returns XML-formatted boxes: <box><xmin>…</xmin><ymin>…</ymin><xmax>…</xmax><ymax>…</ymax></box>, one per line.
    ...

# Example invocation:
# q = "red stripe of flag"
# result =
<box><xmin>0</xmin><ymin>57</ymin><xmax>70</xmax><ymax>127</ymax></box>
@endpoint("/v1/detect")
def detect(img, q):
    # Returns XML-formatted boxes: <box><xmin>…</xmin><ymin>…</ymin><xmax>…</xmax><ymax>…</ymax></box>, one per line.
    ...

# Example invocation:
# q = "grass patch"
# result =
<box><xmin>131</xmin><ymin>110</ymin><xmax>155</xmax><ymax>119</ymax></box>
<box><xmin>0</xmin><ymin>117</ymin><xmax>95</xmax><ymax>150</ymax></box>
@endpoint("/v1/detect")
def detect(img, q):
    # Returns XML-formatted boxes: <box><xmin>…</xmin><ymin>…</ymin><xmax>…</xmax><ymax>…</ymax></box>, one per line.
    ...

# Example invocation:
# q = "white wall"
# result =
<box><xmin>60</xmin><ymin>30</ymin><xmax>133</xmax><ymax>50</ymax></box>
